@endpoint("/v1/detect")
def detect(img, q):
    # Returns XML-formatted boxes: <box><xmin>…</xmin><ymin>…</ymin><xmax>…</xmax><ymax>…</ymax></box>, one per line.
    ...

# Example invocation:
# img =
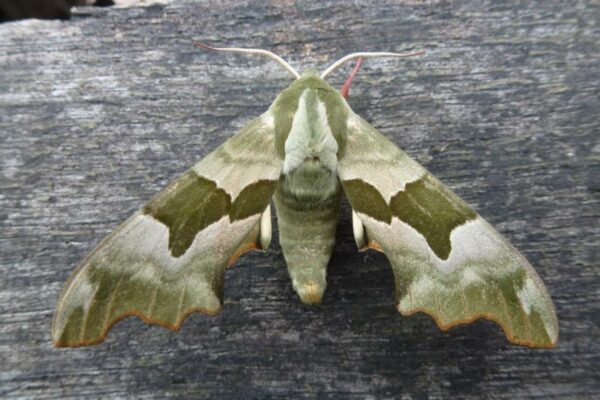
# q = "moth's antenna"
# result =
<box><xmin>196</xmin><ymin>42</ymin><xmax>300</xmax><ymax>79</ymax></box>
<box><xmin>320</xmin><ymin>50</ymin><xmax>425</xmax><ymax>79</ymax></box>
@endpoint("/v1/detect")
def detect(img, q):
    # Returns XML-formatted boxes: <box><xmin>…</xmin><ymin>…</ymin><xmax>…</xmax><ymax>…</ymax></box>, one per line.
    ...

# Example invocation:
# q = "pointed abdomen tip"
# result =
<box><xmin>297</xmin><ymin>282</ymin><xmax>325</xmax><ymax>304</ymax></box>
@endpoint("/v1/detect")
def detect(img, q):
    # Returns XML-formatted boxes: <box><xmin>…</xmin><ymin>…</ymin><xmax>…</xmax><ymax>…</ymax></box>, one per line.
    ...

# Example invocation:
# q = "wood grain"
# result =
<box><xmin>1</xmin><ymin>0</ymin><xmax>598</xmax><ymax>398</ymax></box>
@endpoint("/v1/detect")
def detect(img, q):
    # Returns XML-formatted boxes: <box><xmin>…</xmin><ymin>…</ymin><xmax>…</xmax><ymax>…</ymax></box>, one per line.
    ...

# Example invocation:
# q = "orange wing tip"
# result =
<box><xmin>397</xmin><ymin>305</ymin><xmax>558</xmax><ymax>349</ymax></box>
<box><xmin>358</xmin><ymin>240</ymin><xmax>384</xmax><ymax>253</ymax></box>
<box><xmin>52</xmin><ymin>306</ymin><xmax>223</xmax><ymax>348</ymax></box>
<box><xmin>366</xmin><ymin>240</ymin><xmax>384</xmax><ymax>252</ymax></box>
<box><xmin>228</xmin><ymin>243</ymin><xmax>261</xmax><ymax>266</ymax></box>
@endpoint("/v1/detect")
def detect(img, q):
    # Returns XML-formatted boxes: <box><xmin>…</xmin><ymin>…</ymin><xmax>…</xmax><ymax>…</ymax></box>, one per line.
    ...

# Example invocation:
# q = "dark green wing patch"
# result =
<box><xmin>143</xmin><ymin>172</ymin><xmax>231</xmax><ymax>257</ymax></box>
<box><xmin>144</xmin><ymin>171</ymin><xmax>275</xmax><ymax>257</ymax></box>
<box><xmin>342</xmin><ymin>175</ymin><xmax>476</xmax><ymax>260</ymax></box>
<box><xmin>230</xmin><ymin>180</ymin><xmax>277</xmax><ymax>221</ymax></box>
<box><xmin>341</xmin><ymin>179</ymin><xmax>391</xmax><ymax>223</ymax></box>
<box><xmin>390</xmin><ymin>175</ymin><xmax>476</xmax><ymax>260</ymax></box>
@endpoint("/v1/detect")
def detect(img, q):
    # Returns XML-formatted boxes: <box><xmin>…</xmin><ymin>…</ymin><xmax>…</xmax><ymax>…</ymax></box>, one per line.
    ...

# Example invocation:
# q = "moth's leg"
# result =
<box><xmin>352</xmin><ymin>209</ymin><xmax>384</xmax><ymax>253</ymax></box>
<box><xmin>228</xmin><ymin>205</ymin><xmax>272</xmax><ymax>266</ymax></box>
<box><xmin>340</xmin><ymin>58</ymin><xmax>363</xmax><ymax>99</ymax></box>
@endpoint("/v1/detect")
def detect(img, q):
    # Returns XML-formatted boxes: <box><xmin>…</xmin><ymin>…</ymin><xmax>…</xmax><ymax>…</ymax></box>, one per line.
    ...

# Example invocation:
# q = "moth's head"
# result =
<box><xmin>272</xmin><ymin>70</ymin><xmax>342</xmax><ymax>105</ymax></box>
<box><xmin>196</xmin><ymin>42</ymin><xmax>424</xmax><ymax>83</ymax></box>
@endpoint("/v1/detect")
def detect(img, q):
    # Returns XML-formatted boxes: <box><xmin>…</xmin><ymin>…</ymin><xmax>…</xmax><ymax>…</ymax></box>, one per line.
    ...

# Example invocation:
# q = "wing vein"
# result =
<box><xmin>176</xmin><ymin>280</ymin><xmax>188</xmax><ymax>322</ymax></box>
<box><xmin>102</xmin><ymin>269</ymin><xmax>128</xmax><ymax>332</ymax></box>
<box><xmin>147</xmin><ymin>269</ymin><xmax>163</xmax><ymax>317</ymax></box>
<box><xmin>457</xmin><ymin>277</ymin><xmax>470</xmax><ymax>317</ymax></box>
<box><xmin>497</xmin><ymin>288</ymin><xmax>513</xmax><ymax>335</ymax></box>
<box><xmin>519</xmin><ymin>295</ymin><xmax>534</xmax><ymax>343</ymax></box>
<box><xmin>433</xmin><ymin>285</ymin><xmax>444</xmax><ymax>326</ymax></box>
<box><xmin>79</xmin><ymin>286</ymin><xmax>99</xmax><ymax>343</ymax></box>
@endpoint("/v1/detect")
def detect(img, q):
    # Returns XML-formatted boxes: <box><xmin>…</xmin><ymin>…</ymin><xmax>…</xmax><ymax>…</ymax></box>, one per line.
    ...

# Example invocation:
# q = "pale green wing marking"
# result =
<box><xmin>53</xmin><ymin>113</ymin><xmax>281</xmax><ymax>347</ymax></box>
<box><xmin>338</xmin><ymin>113</ymin><xmax>558</xmax><ymax>348</ymax></box>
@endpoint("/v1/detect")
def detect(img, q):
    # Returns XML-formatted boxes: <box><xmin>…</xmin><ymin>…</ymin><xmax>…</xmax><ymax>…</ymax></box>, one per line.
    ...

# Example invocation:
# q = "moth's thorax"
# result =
<box><xmin>270</xmin><ymin>74</ymin><xmax>348</xmax><ymax>203</ymax></box>
<box><xmin>282</xmin><ymin>88</ymin><xmax>338</xmax><ymax>174</ymax></box>
<box><xmin>270</xmin><ymin>72</ymin><xmax>349</xmax><ymax>161</ymax></box>
<box><xmin>278</xmin><ymin>87</ymin><xmax>342</xmax><ymax>202</ymax></box>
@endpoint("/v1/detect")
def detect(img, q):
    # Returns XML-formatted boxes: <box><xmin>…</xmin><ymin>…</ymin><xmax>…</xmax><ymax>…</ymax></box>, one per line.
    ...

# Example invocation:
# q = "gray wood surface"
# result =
<box><xmin>1</xmin><ymin>0</ymin><xmax>598</xmax><ymax>398</ymax></box>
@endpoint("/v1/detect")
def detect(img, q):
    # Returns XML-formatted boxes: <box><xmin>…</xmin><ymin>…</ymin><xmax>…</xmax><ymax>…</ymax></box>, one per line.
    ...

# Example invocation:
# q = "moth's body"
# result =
<box><xmin>272</xmin><ymin>73</ymin><xmax>347</xmax><ymax>303</ymax></box>
<box><xmin>52</xmin><ymin>49</ymin><xmax>558</xmax><ymax>349</ymax></box>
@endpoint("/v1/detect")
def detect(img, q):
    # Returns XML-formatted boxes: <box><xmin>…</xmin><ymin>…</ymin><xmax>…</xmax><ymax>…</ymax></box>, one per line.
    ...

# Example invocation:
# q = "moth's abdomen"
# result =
<box><xmin>274</xmin><ymin>165</ymin><xmax>341</xmax><ymax>304</ymax></box>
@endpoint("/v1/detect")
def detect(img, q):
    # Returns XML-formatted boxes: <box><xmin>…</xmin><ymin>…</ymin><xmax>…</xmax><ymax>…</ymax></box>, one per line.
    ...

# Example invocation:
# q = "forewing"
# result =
<box><xmin>338</xmin><ymin>113</ymin><xmax>558</xmax><ymax>348</ymax></box>
<box><xmin>53</xmin><ymin>114</ymin><xmax>281</xmax><ymax>347</ymax></box>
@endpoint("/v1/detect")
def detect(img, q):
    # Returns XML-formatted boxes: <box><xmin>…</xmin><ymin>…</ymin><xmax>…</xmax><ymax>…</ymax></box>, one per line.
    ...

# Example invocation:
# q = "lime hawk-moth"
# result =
<box><xmin>53</xmin><ymin>45</ymin><xmax>558</xmax><ymax>348</ymax></box>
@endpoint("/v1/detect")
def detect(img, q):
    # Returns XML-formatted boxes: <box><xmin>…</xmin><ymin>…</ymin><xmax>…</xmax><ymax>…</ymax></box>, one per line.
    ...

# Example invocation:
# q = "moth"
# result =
<box><xmin>52</xmin><ymin>44</ymin><xmax>558</xmax><ymax>348</ymax></box>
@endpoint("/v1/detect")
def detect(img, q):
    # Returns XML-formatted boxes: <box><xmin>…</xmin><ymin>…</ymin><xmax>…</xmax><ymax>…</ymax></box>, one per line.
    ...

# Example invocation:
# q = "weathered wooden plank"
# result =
<box><xmin>0</xmin><ymin>0</ymin><xmax>598</xmax><ymax>398</ymax></box>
